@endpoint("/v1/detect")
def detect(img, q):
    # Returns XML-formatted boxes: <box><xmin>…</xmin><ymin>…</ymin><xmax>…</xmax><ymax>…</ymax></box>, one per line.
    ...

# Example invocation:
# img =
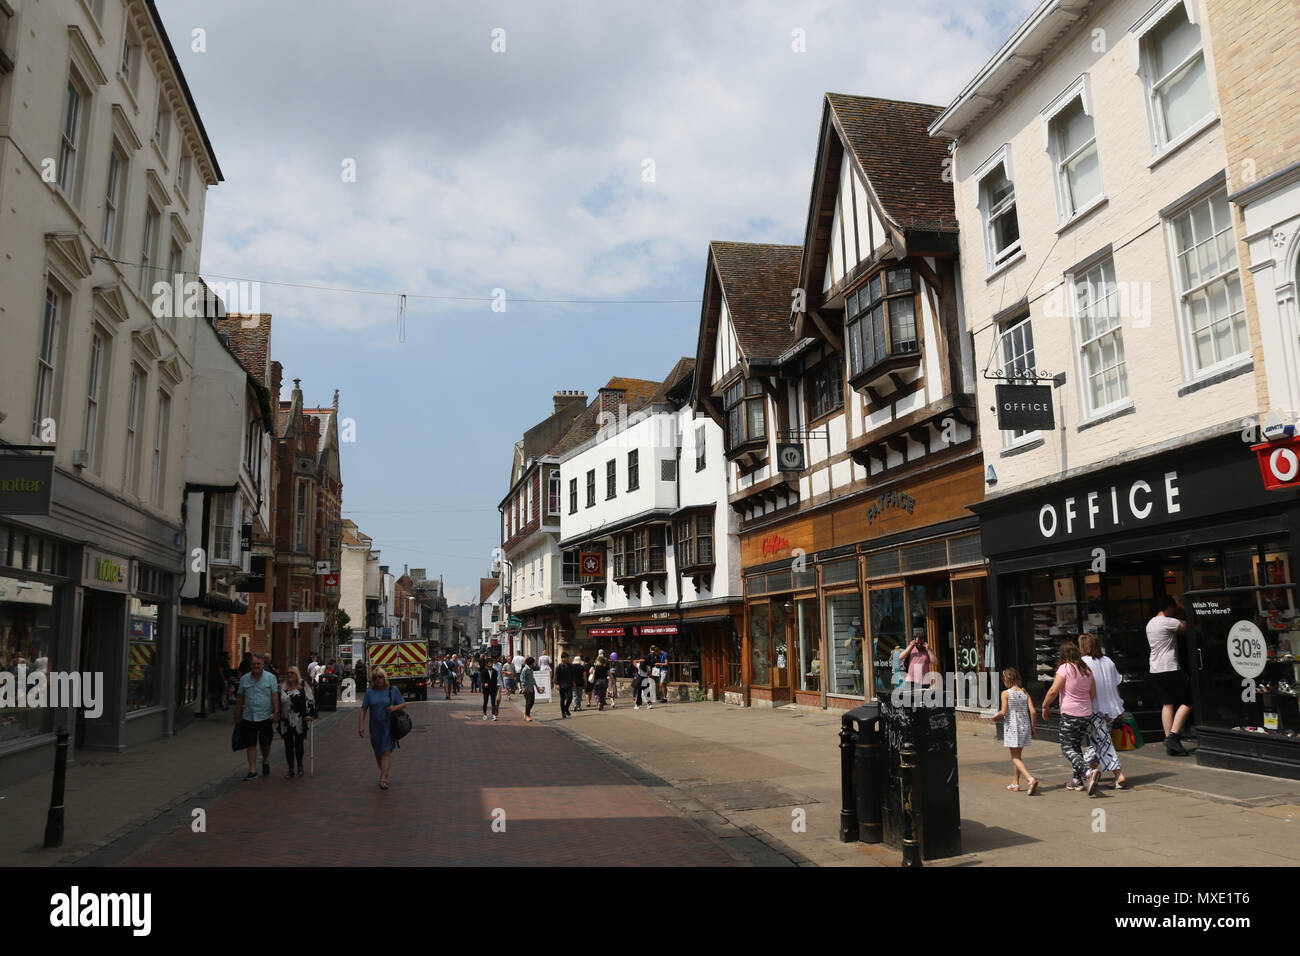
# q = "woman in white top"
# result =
<box><xmin>1080</xmin><ymin>634</ymin><xmax>1128</xmax><ymax>789</ymax></box>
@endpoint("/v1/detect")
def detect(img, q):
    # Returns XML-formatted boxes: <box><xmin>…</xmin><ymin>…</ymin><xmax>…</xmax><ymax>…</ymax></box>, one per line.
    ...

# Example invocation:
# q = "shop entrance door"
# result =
<box><xmin>770</xmin><ymin>598</ymin><xmax>793</xmax><ymax>703</ymax></box>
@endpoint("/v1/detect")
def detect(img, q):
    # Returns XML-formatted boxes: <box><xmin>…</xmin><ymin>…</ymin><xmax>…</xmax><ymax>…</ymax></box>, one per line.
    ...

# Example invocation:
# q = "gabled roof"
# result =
<box><xmin>824</xmin><ymin>94</ymin><xmax>956</xmax><ymax>234</ymax></box>
<box><xmin>479</xmin><ymin>577</ymin><xmax>499</xmax><ymax>604</ymax></box>
<box><xmin>709</xmin><ymin>242</ymin><xmax>803</xmax><ymax>361</ymax></box>
<box><xmin>648</xmin><ymin>357</ymin><xmax>695</xmax><ymax>406</ymax></box>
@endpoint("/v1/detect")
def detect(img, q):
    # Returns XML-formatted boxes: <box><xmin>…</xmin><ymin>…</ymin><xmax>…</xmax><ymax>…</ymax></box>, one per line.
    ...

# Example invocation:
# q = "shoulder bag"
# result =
<box><xmin>388</xmin><ymin>686</ymin><xmax>413</xmax><ymax>740</ymax></box>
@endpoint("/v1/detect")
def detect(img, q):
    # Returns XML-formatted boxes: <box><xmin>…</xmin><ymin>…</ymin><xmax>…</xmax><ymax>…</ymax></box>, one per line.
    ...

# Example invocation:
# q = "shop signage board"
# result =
<box><xmin>637</xmin><ymin>624</ymin><xmax>678</xmax><ymax>636</ymax></box>
<box><xmin>82</xmin><ymin>548</ymin><xmax>132</xmax><ymax>593</ymax></box>
<box><xmin>994</xmin><ymin>384</ymin><xmax>1054</xmax><ymax>431</ymax></box>
<box><xmin>0</xmin><ymin>454</ymin><xmax>54</xmax><ymax>516</ymax></box>
<box><xmin>270</xmin><ymin>610</ymin><xmax>326</xmax><ymax>625</ymax></box>
<box><xmin>1253</xmin><ymin>435</ymin><xmax>1300</xmax><ymax>489</ymax></box>
<box><xmin>978</xmin><ymin>442</ymin><xmax>1280</xmax><ymax>556</ymax></box>
<box><xmin>776</xmin><ymin>444</ymin><xmax>805</xmax><ymax>472</ymax></box>
<box><xmin>1227</xmin><ymin>620</ymin><xmax>1267</xmax><ymax>678</ymax></box>
<box><xmin>588</xmin><ymin>625</ymin><xmax>624</xmax><ymax>637</ymax></box>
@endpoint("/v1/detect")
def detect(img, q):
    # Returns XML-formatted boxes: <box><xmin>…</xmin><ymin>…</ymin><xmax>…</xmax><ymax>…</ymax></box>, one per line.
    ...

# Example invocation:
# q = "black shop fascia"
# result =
<box><xmin>972</xmin><ymin>432</ymin><xmax>1300</xmax><ymax>779</ymax></box>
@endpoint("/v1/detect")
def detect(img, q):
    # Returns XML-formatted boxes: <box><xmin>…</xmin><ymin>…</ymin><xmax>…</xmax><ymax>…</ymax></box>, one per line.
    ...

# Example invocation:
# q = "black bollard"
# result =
<box><xmin>43</xmin><ymin>727</ymin><xmax>70</xmax><ymax>848</ymax></box>
<box><xmin>838</xmin><ymin>713</ymin><xmax>858</xmax><ymax>842</ymax></box>
<box><xmin>899</xmin><ymin>740</ymin><xmax>922</xmax><ymax>868</ymax></box>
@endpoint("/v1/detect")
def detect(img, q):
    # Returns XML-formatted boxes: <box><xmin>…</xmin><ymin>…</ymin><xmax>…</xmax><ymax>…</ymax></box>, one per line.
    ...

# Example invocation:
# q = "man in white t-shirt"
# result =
<box><xmin>1146</xmin><ymin>595</ymin><xmax>1191</xmax><ymax>755</ymax></box>
<box><xmin>306</xmin><ymin>655</ymin><xmax>321</xmax><ymax>685</ymax></box>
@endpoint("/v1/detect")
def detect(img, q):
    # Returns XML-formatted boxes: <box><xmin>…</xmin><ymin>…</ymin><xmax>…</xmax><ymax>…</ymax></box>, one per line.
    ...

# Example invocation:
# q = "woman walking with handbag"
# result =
<box><xmin>279</xmin><ymin>666</ymin><xmax>315</xmax><ymax>779</ymax></box>
<box><xmin>521</xmin><ymin>657</ymin><xmax>539</xmax><ymax>722</ymax></box>
<box><xmin>593</xmin><ymin>654</ymin><xmax>610</xmax><ymax>711</ymax></box>
<box><xmin>481</xmin><ymin>655</ymin><xmax>500</xmax><ymax>721</ymax></box>
<box><xmin>359</xmin><ymin>666</ymin><xmax>407</xmax><ymax>790</ymax></box>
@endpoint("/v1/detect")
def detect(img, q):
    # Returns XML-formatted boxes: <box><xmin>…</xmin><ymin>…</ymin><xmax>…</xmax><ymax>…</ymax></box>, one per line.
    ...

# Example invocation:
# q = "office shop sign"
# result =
<box><xmin>0</xmin><ymin>455</ymin><xmax>54</xmax><ymax>516</ymax></box>
<box><xmin>979</xmin><ymin>447</ymin><xmax>1275</xmax><ymax>554</ymax></box>
<box><xmin>995</xmin><ymin>384</ymin><xmax>1055</xmax><ymax>431</ymax></box>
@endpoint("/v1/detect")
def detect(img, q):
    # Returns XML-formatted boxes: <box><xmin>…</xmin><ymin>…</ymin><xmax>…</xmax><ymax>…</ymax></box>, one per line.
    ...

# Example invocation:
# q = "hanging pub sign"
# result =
<box><xmin>579</xmin><ymin>552</ymin><xmax>604</xmax><ymax>576</ymax></box>
<box><xmin>240</xmin><ymin>522</ymin><xmax>253</xmax><ymax>552</ymax></box>
<box><xmin>776</xmin><ymin>443</ymin><xmax>805</xmax><ymax>472</ymax></box>
<box><xmin>0</xmin><ymin>454</ymin><xmax>54</xmax><ymax>516</ymax></box>
<box><xmin>995</xmin><ymin>384</ymin><xmax>1055</xmax><ymax>431</ymax></box>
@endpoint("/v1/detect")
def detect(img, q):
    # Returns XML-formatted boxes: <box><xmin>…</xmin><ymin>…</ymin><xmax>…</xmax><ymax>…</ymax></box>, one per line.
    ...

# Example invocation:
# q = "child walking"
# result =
<box><xmin>990</xmin><ymin>668</ymin><xmax>1039</xmax><ymax>795</ymax></box>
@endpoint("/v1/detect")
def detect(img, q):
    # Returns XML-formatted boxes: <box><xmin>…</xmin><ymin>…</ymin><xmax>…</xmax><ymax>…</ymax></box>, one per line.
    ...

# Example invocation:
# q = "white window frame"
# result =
<box><xmin>212</xmin><ymin>493</ymin><xmax>234</xmax><ymax>564</ymax></box>
<box><xmin>1071</xmin><ymin>257</ymin><xmax>1130</xmax><ymax>418</ymax></box>
<box><xmin>177</xmin><ymin>153</ymin><xmax>190</xmax><ymax>203</ymax></box>
<box><xmin>1130</xmin><ymin>0</ymin><xmax>1216</xmax><ymax>159</ymax></box>
<box><xmin>140</xmin><ymin>204</ymin><xmax>159</xmax><ymax>298</ymax></box>
<box><xmin>33</xmin><ymin>284</ymin><xmax>65</xmax><ymax>439</ymax></box>
<box><xmin>1166</xmin><ymin>187</ymin><xmax>1249</xmax><ymax>377</ymax></box>
<box><xmin>102</xmin><ymin>144</ymin><xmax>126</xmax><ymax>252</ymax></box>
<box><xmin>997</xmin><ymin>315</ymin><xmax>1041</xmax><ymax>447</ymax></box>
<box><xmin>124</xmin><ymin>365</ymin><xmax>143</xmax><ymax>493</ymax></box>
<box><xmin>547</xmin><ymin>471</ymin><xmax>561</xmax><ymax>516</ymax></box>
<box><xmin>525</xmin><ymin>481</ymin><xmax>533</xmax><ymax>523</ymax></box>
<box><xmin>971</xmin><ymin>145</ymin><xmax>1022</xmax><ymax>276</ymax></box>
<box><xmin>151</xmin><ymin>390</ymin><xmax>171</xmax><ymax>507</ymax></box>
<box><xmin>1041</xmin><ymin>75</ymin><xmax>1105</xmax><ymax>226</ymax></box>
<box><xmin>57</xmin><ymin>75</ymin><xmax>88</xmax><ymax>197</ymax></box>
<box><xmin>153</xmin><ymin>103</ymin><xmax>171</xmax><ymax>161</ymax></box>
<box><xmin>82</xmin><ymin>330</ymin><xmax>106</xmax><ymax>471</ymax></box>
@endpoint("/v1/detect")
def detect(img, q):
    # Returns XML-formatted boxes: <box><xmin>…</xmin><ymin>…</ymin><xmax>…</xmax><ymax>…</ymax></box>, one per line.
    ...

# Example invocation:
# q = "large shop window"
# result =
<box><xmin>127</xmin><ymin>598</ymin><xmax>162</xmax><ymax>713</ymax></box>
<box><xmin>1188</xmin><ymin>540</ymin><xmax>1298</xmax><ymax>737</ymax></box>
<box><xmin>871</xmin><ymin>587</ymin><xmax>907</xmax><ymax>697</ymax></box>
<box><xmin>827</xmin><ymin>591</ymin><xmax>865</xmax><ymax>697</ymax></box>
<box><xmin>0</xmin><ymin>574</ymin><xmax>58</xmax><ymax>743</ymax></box>
<box><xmin>177</xmin><ymin>623</ymin><xmax>201</xmax><ymax>710</ymax></box>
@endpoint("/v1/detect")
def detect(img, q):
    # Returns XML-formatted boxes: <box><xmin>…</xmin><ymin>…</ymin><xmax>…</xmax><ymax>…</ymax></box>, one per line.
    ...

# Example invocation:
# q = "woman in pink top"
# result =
<box><xmin>898</xmin><ymin>635</ymin><xmax>937</xmax><ymax>704</ymax></box>
<box><xmin>1041</xmin><ymin>641</ymin><xmax>1100</xmax><ymax>796</ymax></box>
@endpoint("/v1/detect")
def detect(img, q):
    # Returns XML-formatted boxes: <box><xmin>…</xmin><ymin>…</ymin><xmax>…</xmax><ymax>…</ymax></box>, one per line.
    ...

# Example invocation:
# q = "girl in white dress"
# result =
<box><xmin>990</xmin><ymin>667</ymin><xmax>1038</xmax><ymax>794</ymax></box>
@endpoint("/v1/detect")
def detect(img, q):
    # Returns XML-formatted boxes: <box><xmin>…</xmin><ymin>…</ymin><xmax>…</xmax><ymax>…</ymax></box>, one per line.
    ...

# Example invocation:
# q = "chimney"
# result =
<box><xmin>598</xmin><ymin>386</ymin><xmax>627</xmax><ymax>423</ymax></box>
<box><xmin>553</xmin><ymin>389</ymin><xmax>588</xmax><ymax>415</ymax></box>
<box><xmin>271</xmin><ymin>361</ymin><xmax>284</xmax><ymax>405</ymax></box>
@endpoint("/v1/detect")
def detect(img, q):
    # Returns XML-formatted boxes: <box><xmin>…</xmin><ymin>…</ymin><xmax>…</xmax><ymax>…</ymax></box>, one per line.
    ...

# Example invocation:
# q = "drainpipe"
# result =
<box><xmin>673</xmin><ymin>426</ymin><xmax>684</xmax><ymax>688</ymax></box>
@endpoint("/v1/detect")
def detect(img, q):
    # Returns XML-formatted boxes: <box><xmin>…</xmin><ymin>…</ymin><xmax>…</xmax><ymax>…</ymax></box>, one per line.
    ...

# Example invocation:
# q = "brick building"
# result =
<box><xmin>1204</xmin><ymin>0</ymin><xmax>1300</xmax><ymax>421</ymax></box>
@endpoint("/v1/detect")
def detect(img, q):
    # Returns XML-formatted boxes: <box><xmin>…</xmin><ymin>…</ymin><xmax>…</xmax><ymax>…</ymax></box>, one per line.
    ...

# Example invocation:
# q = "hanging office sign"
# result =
<box><xmin>0</xmin><ymin>455</ymin><xmax>54</xmax><ymax>516</ymax></box>
<box><xmin>995</xmin><ymin>384</ymin><xmax>1054</xmax><ymax>431</ymax></box>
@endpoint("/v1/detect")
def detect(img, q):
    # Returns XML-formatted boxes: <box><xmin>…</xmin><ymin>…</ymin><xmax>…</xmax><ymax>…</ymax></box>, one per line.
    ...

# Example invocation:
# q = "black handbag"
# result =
<box><xmin>231</xmin><ymin>722</ymin><xmax>247</xmax><ymax>751</ymax></box>
<box><xmin>389</xmin><ymin>687</ymin><xmax>412</xmax><ymax>741</ymax></box>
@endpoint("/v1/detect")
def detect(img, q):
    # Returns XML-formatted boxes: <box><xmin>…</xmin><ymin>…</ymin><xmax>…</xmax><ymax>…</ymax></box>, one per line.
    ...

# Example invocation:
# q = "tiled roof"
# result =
<box><xmin>709</xmin><ymin>242</ymin><xmax>802</xmax><ymax>360</ymax></box>
<box><xmin>479</xmin><ymin>577</ymin><xmax>499</xmax><ymax>604</ymax></box>
<box><xmin>215</xmin><ymin>315</ymin><xmax>271</xmax><ymax>385</ymax></box>
<box><xmin>548</xmin><ymin>376</ymin><xmax>660</xmax><ymax>457</ymax></box>
<box><xmin>825</xmin><ymin>94</ymin><xmax>956</xmax><ymax>233</ymax></box>
<box><xmin>649</xmin><ymin>357</ymin><xmax>695</xmax><ymax>405</ymax></box>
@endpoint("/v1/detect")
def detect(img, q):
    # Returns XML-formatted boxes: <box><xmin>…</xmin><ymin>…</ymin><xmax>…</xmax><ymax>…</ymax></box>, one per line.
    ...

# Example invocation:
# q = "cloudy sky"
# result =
<box><xmin>157</xmin><ymin>0</ymin><xmax>1037</xmax><ymax>604</ymax></box>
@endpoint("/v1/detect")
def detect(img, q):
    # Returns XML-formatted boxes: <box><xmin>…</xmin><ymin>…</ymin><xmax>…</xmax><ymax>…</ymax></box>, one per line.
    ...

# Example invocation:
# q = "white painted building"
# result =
<box><xmin>558</xmin><ymin>362</ymin><xmax>741</xmax><ymax>694</ymax></box>
<box><xmin>0</xmin><ymin>0</ymin><xmax>222</xmax><ymax>779</ymax></box>
<box><xmin>932</xmin><ymin>0</ymin><xmax>1300</xmax><ymax>776</ymax></box>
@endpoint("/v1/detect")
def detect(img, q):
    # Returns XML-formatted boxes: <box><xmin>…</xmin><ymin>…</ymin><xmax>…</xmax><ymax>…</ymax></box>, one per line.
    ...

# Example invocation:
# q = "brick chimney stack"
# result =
<box><xmin>597</xmin><ymin>386</ymin><xmax>627</xmax><ymax>422</ymax></box>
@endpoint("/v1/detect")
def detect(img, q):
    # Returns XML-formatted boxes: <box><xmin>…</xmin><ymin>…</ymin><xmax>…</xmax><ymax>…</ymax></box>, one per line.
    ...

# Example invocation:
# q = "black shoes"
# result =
<box><xmin>262</xmin><ymin>761</ymin><xmax>271</xmax><ymax>776</ymax></box>
<box><xmin>1165</xmin><ymin>733</ymin><xmax>1189</xmax><ymax>756</ymax></box>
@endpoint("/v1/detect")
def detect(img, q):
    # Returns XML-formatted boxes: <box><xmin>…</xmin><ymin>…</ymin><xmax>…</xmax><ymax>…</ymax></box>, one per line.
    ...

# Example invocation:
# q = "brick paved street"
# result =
<box><xmin>102</xmin><ymin>696</ymin><xmax>750</xmax><ymax>867</ymax></box>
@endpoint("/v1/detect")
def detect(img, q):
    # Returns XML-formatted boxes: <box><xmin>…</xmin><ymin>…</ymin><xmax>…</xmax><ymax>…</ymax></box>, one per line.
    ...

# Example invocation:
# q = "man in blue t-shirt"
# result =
<box><xmin>235</xmin><ymin>654</ymin><xmax>279</xmax><ymax>780</ymax></box>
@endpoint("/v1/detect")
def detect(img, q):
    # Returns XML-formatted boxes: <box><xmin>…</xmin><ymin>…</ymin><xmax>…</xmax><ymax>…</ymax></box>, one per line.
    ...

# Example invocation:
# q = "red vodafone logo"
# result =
<box><xmin>1254</xmin><ymin>436</ymin><xmax>1300</xmax><ymax>489</ymax></box>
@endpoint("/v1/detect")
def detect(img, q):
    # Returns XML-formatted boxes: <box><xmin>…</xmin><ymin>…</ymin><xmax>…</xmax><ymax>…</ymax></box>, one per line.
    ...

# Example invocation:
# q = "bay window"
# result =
<box><xmin>845</xmin><ymin>268</ymin><xmax>917</xmax><ymax>379</ymax></box>
<box><xmin>804</xmin><ymin>355</ymin><xmax>844</xmax><ymax>421</ymax></box>
<box><xmin>724</xmin><ymin>378</ymin><xmax>766</xmax><ymax>451</ymax></box>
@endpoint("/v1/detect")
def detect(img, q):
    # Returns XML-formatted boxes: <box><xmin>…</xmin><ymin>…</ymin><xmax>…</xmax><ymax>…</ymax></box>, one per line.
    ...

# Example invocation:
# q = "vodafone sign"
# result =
<box><xmin>1253</xmin><ymin>436</ymin><xmax>1300</xmax><ymax>490</ymax></box>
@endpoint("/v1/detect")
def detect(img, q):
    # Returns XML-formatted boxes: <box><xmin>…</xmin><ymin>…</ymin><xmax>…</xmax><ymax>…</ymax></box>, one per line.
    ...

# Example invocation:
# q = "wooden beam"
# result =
<box><xmin>809</xmin><ymin>310</ymin><xmax>843</xmax><ymax>352</ymax></box>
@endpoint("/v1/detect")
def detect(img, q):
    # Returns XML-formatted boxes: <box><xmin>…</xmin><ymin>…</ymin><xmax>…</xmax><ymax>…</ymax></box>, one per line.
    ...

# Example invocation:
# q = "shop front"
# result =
<box><xmin>739</xmin><ymin>458</ymin><xmax>990</xmax><ymax>714</ymax></box>
<box><xmin>976</xmin><ymin>433</ymin><xmax>1300</xmax><ymax>779</ymax></box>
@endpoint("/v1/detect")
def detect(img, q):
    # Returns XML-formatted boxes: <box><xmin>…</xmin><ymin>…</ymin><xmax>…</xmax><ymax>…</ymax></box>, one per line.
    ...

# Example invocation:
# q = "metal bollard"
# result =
<box><xmin>44</xmin><ymin>727</ymin><xmax>70</xmax><ymax>848</ymax></box>
<box><xmin>838</xmin><ymin>713</ymin><xmax>858</xmax><ymax>842</ymax></box>
<box><xmin>899</xmin><ymin>740</ymin><xmax>922</xmax><ymax>868</ymax></box>
<box><xmin>855</xmin><ymin>717</ymin><xmax>883</xmax><ymax>844</ymax></box>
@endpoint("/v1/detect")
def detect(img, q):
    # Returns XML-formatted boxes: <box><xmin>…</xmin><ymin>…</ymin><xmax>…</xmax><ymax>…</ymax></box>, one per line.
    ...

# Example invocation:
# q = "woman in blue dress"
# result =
<box><xmin>359</xmin><ymin>666</ymin><xmax>407</xmax><ymax>790</ymax></box>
